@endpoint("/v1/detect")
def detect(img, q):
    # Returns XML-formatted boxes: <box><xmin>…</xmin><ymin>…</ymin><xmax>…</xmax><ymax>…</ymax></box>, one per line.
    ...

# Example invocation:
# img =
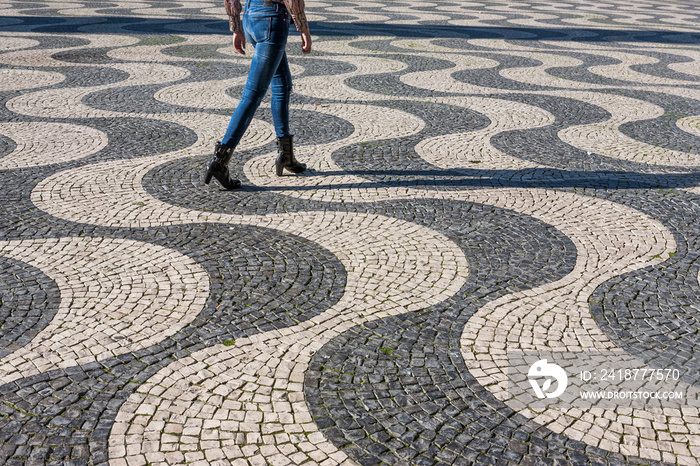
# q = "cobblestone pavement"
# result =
<box><xmin>1</xmin><ymin>0</ymin><xmax>700</xmax><ymax>464</ymax></box>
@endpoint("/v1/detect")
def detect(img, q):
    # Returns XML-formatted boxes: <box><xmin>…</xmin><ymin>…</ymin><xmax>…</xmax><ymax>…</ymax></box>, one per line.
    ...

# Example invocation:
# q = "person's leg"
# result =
<box><xmin>270</xmin><ymin>51</ymin><xmax>306</xmax><ymax>175</ymax></box>
<box><xmin>206</xmin><ymin>2</ymin><xmax>290</xmax><ymax>189</ymax></box>
<box><xmin>270</xmin><ymin>52</ymin><xmax>292</xmax><ymax>138</ymax></box>
<box><xmin>221</xmin><ymin>9</ymin><xmax>289</xmax><ymax>149</ymax></box>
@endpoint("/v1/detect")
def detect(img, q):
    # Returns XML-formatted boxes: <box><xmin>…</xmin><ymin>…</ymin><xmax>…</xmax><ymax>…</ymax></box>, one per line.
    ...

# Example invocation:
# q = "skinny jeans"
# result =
<box><xmin>221</xmin><ymin>0</ymin><xmax>292</xmax><ymax>148</ymax></box>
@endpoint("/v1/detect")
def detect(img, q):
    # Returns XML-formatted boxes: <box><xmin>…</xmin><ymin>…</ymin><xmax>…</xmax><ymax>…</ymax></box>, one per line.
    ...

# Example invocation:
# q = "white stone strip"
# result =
<box><xmin>243</xmin><ymin>102</ymin><xmax>425</xmax><ymax>190</ymax></box>
<box><xmin>680</xmin><ymin>186</ymin><xmax>700</xmax><ymax>196</ymax></box>
<box><xmin>293</xmin><ymin>53</ymin><xmax>409</xmax><ymax>102</ymax></box>
<box><xmin>59</xmin><ymin>31</ymin><xmax>144</xmax><ymax>50</ymax></box>
<box><xmin>657</xmin><ymin>12</ymin><xmax>700</xmax><ymax>27</ymax></box>
<box><xmin>591</xmin><ymin>11</ymin><xmax>656</xmax><ymax>24</ymax></box>
<box><xmin>153</xmin><ymin>76</ymin><xmax>249</xmax><ymax>109</ymax></box>
<box><xmin>415</xmin><ymin>132</ymin><xmax>546</xmax><ymax>171</ymax></box>
<box><xmin>175</xmin><ymin>34</ymin><xmax>248</xmax><ymax>46</ymax></box>
<box><xmin>556</xmin><ymin>90</ymin><xmax>700</xmax><ymax>167</ymax></box>
<box><xmin>0</xmin><ymin>237</ymin><xmax>210</xmax><ymax>385</ymax></box>
<box><xmin>432</xmin><ymin>1</ymin><xmax>483</xmax><ymax>12</ymax></box>
<box><xmin>128</xmin><ymin>7</ymin><xmax>202</xmax><ymax>17</ymax></box>
<box><xmin>588</xmin><ymin>50</ymin><xmax>698</xmax><ymax>86</ymax></box>
<box><xmin>0</xmin><ymin>34</ymin><xmax>40</xmax><ymax>52</ymax></box>
<box><xmin>30</xmin><ymin>111</ymin><xmax>272</xmax><ymax>228</ymax></box>
<box><xmin>498</xmin><ymin>53</ymin><xmax>604</xmax><ymax>90</ymax></box>
<box><xmin>310</xmin><ymin>36</ymin><xmax>405</xmax><ymax>56</ymax></box>
<box><xmin>379</xmin><ymin>5</ymin><xmax>451</xmax><ymax>24</ymax></box>
<box><xmin>461</xmin><ymin>190</ymin><xmax>673</xmax><ymax>361</ymax></box>
<box><xmin>48</xmin><ymin>1</ymin><xmax>91</xmax><ymax>12</ymax></box>
<box><xmin>108</xmin><ymin>209</ymin><xmax>470</xmax><ymax>466</ymax></box>
<box><xmin>152</xmin><ymin>63</ymin><xmax>303</xmax><ymax>109</ymax></box>
<box><xmin>0</xmin><ymin>122</ymin><xmax>108</xmax><ymax>169</ymax></box>
<box><xmin>677</xmin><ymin>115</ymin><xmax>700</xmax><ymax>138</ymax></box>
<box><xmin>489</xmin><ymin>2</ymin><xmax>601</xmax><ymax>22</ymax></box>
<box><xmin>25</xmin><ymin>93</ymin><xmax>694</xmax><ymax>462</ymax></box>
<box><xmin>321</xmin><ymin>6</ymin><xmax>392</xmax><ymax>22</ymax></box>
<box><xmin>28</xmin><ymin>99</ymin><xmax>690</xmax><ymax>224</ymax></box>
<box><xmin>55</xmin><ymin>2</ymin><xmax>151</xmax><ymax>16</ymax></box>
<box><xmin>0</xmin><ymin>69</ymin><xmax>65</xmax><ymax>92</ymax></box>
<box><xmin>86</xmin><ymin>61</ymin><xmax>193</xmax><ymax>88</ymax></box>
<box><xmin>393</xmin><ymin>46</ymin><xmax>699</xmax><ymax>96</ymax></box>
<box><xmin>29</xmin><ymin>102</ymin><xmax>419</xmax><ymax>225</ymax></box>
<box><xmin>468</xmin><ymin>37</ymin><xmax>551</xmax><ymax>52</ymax></box>
<box><xmin>294</xmin><ymin>12</ymin><xmax>329</xmax><ymax>23</ymax></box>
<box><xmin>387</xmin><ymin>6</ymin><xmax>451</xmax><ymax>22</ymax></box>
<box><xmin>413</xmin><ymin>96</ymin><xmax>555</xmax><ymax>170</ymax></box>
<box><xmin>106</xmin><ymin>34</ymin><xmax>260</xmax><ymax>62</ymax></box>
<box><xmin>6</xmin><ymin>87</ymin><xmax>111</xmax><ymax>119</ymax></box>
<box><xmin>542</xmin><ymin>41</ymin><xmax>700</xmax><ymax>56</ymax></box>
<box><xmin>503</xmin><ymin>12</ymin><xmax>570</xmax><ymax>29</ymax></box>
<box><xmin>458</xmin><ymin>191</ymin><xmax>700</xmax><ymax>463</ymax></box>
<box><xmin>5</xmin><ymin>62</ymin><xmax>191</xmax><ymax>119</ymax></box>
<box><xmin>429</xmin><ymin>1</ymin><xmax>504</xmax><ymax>23</ymax></box>
<box><xmin>0</xmin><ymin>34</ymin><xmax>140</xmax><ymax>67</ymax></box>
<box><xmin>399</xmin><ymin>50</ymin><xmax>592</xmax><ymax>94</ymax></box>
<box><xmin>61</xmin><ymin>148</ymin><xmax>690</xmax><ymax>463</ymax></box>
<box><xmin>388</xmin><ymin>38</ymin><xmax>503</xmax><ymax>54</ymax></box>
<box><xmin>172</xmin><ymin>1</ymin><xmax>218</xmax><ymax>9</ymax></box>
<box><xmin>667</xmin><ymin>50</ymin><xmax>700</xmax><ymax>77</ymax></box>
<box><xmin>399</xmin><ymin>53</ymin><xmax>501</xmax><ymax>94</ymax></box>
<box><xmin>540</xmin><ymin>39</ymin><xmax>629</xmax><ymax>51</ymax></box>
<box><xmin>638</xmin><ymin>85</ymin><xmax>700</xmax><ymax>102</ymax></box>
<box><xmin>389</xmin><ymin>72</ymin><xmax>510</xmax><ymax>94</ymax></box>
<box><xmin>558</xmin><ymin>15</ymin><xmax>616</xmax><ymax>27</ymax></box>
<box><xmin>106</xmin><ymin>45</ymin><xmax>193</xmax><ymax>64</ymax></box>
<box><xmin>535</xmin><ymin>3</ymin><xmax>699</xmax><ymax>30</ymax></box>
<box><xmin>639</xmin><ymin>11</ymin><xmax>700</xmax><ymax>27</ymax></box>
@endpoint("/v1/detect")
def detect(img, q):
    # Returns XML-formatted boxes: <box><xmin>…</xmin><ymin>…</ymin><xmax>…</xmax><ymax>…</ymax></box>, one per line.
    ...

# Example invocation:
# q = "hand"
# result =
<box><xmin>233</xmin><ymin>31</ymin><xmax>246</xmax><ymax>55</ymax></box>
<box><xmin>300</xmin><ymin>30</ymin><xmax>311</xmax><ymax>54</ymax></box>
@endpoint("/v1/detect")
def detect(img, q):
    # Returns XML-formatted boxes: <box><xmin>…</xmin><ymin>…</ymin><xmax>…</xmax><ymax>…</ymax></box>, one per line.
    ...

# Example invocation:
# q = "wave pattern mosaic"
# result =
<box><xmin>1</xmin><ymin>0</ymin><xmax>700</xmax><ymax>464</ymax></box>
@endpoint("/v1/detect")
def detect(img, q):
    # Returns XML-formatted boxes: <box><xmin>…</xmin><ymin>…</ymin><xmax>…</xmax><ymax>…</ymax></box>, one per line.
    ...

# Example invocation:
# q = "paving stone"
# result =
<box><xmin>1</xmin><ymin>0</ymin><xmax>700</xmax><ymax>464</ymax></box>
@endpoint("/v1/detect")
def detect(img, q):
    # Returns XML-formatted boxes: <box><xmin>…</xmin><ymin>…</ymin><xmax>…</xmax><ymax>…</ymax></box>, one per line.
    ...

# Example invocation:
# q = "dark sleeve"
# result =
<box><xmin>283</xmin><ymin>0</ymin><xmax>308</xmax><ymax>32</ymax></box>
<box><xmin>224</xmin><ymin>0</ymin><xmax>243</xmax><ymax>32</ymax></box>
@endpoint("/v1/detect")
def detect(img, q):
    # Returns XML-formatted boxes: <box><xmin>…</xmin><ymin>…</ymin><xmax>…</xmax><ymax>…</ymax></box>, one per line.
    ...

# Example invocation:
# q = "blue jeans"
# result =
<box><xmin>221</xmin><ymin>0</ymin><xmax>292</xmax><ymax>148</ymax></box>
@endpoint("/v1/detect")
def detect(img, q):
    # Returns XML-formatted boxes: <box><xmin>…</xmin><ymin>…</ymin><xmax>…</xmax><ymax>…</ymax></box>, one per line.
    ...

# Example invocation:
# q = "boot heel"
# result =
<box><xmin>276</xmin><ymin>135</ymin><xmax>305</xmax><ymax>176</ymax></box>
<box><xmin>275</xmin><ymin>156</ymin><xmax>284</xmax><ymax>177</ymax></box>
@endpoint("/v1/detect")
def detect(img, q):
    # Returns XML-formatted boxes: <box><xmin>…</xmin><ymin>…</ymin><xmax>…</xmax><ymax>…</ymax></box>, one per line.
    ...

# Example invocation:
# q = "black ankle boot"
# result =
<box><xmin>204</xmin><ymin>143</ymin><xmax>241</xmax><ymax>190</ymax></box>
<box><xmin>275</xmin><ymin>135</ymin><xmax>306</xmax><ymax>176</ymax></box>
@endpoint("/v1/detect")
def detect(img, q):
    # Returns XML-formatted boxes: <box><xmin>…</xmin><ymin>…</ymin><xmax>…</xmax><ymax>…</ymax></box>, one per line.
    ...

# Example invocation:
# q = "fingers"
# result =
<box><xmin>233</xmin><ymin>32</ymin><xmax>246</xmax><ymax>55</ymax></box>
<box><xmin>301</xmin><ymin>31</ymin><xmax>312</xmax><ymax>54</ymax></box>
